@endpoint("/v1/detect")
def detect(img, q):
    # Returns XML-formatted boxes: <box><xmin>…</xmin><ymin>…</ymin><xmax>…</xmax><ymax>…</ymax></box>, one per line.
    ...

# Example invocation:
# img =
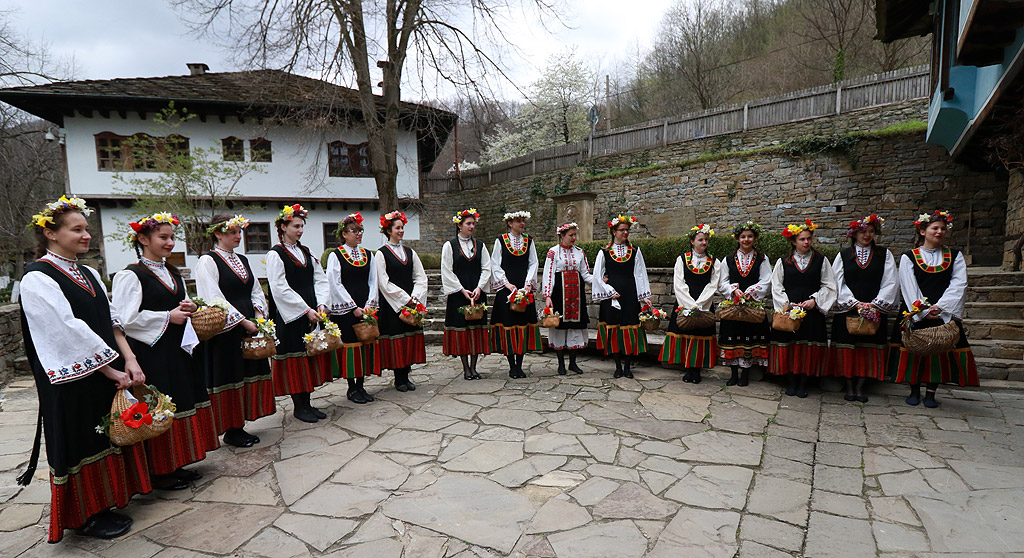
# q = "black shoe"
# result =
<box><xmin>396</xmin><ymin>382</ymin><xmax>409</xmax><ymax>392</ymax></box>
<box><xmin>857</xmin><ymin>395</ymin><xmax>869</xmax><ymax>403</ymax></box>
<box><xmin>76</xmin><ymin>512</ymin><xmax>131</xmax><ymax>539</ymax></box>
<box><xmin>569</xmin><ymin>362</ymin><xmax>583</xmax><ymax>375</ymax></box>
<box><xmin>738</xmin><ymin>370</ymin><xmax>750</xmax><ymax>387</ymax></box>
<box><xmin>294</xmin><ymin>407</ymin><xmax>320</xmax><ymax>423</ymax></box>
<box><xmin>726</xmin><ymin>369</ymin><xmax>739</xmax><ymax>386</ymax></box>
<box><xmin>557</xmin><ymin>364</ymin><xmax>567</xmax><ymax>376</ymax></box>
<box><xmin>726</xmin><ymin>377</ymin><xmax>738</xmax><ymax>386</ymax></box>
<box><xmin>223</xmin><ymin>429</ymin><xmax>256</xmax><ymax>448</ymax></box>
<box><xmin>359</xmin><ymin>388</ymin><xmax>375</xmax><ymax>402</ymax></box>
<box><xmin>796</xmin><ymin>391</ymin><xmax>808</xmax><ymax>398</ymax></box>
<box><xmin>152</xmin><ymin>474</ymin><xmax>190</xmax><ymax>491</ymax></box>
<box><xmin>682</xmin><ymin>371</ymin><xmax>693</xmax><ymax>383</ymax></box>
<box><xmin>310</xmin><ymin>406</ymin><xmax>328</xmax><ymax>419</ymax></box>
<box><xmin>844</xmin><ymin>394</ymin><xmax>857</xmax><ymax>401</ymax></box>
<box><xmin>405</xmin><ymin>379</ymin><xmax>417</xmax><ymax>391</ymax></box>
<box><xmin>923</xmin><ymin>395</ymin><xmax>939</xmax><ymax>408</ymax></box>
<box><xmin>785</xmin><ymin>388</ymin><xmax>797</xmax><ymax>397</ymax></box>
<box><xmin>905</xmin><ymin>394</ymin><xmax>920</xmax><ymax>406</ymax></box>
<box><xmin>623</xmin><ymin>369</ymin><xmax>634</xmax><ymax>379</ymax></box>
<box><xmin>173</xmin><ymin>468</ymin><xmax>203</xmax><ymax>481</ymax></box>
<box><xmin>692</xmin><ymin>371</ymin><xmax>702</xmax><ymax>384</ymax></box>
<box><xmin>613</xmin><ymin>368</ymin><xmax>623</xmax><ymax>378</ymax></box>
<box><xmin>349</xmin><ymin>390</ymin><xmax>369</xmax><ymax>404</ymax></box>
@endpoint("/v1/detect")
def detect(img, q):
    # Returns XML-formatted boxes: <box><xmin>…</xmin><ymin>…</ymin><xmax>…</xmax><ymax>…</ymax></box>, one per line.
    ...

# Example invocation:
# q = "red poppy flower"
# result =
<box><xmin>130</xmin><ymin>222</ymin><xmax>143</xmax><ymax>232</ymax></box>
<box><xmin>732</xmin><ymin>295</ymin><xmax>743</xmax><ymax>304</ymax></box>
<box><xmin>292</xmin><ymin>204</ymin><xmax>302</xmax><ymax>211</ymax></box>
<box><xmin>415</xmin><ymin>303</ymin><xmax>427</xmax><ymax>312</ymax></box>
<box><xmin>912</xmin><ymin>300</ymin><xmax>923</xmax><ymax>307</ymax></box>
<box><xmin>849</xmin><ymin>221</ymin><xmax>860</xmax><ymax>228</ymax></box>
<box><xmin>782</xmin><ymin>229</ymin><xmax>793</xmax><ymax>238</ymax></box>
<box><xmin>171</xmin><ymin>217</ymin><xmax>180</xmax><ymax>225</ymax></box>
<box><xmin>120</xmin><ymin>402</ymin><xmax>153</xmax><ymax>429</ymax></box>
<box><xmin>401</xmin><ymin>308</ymin><xmax>411</xmax><ymax>316</ymax></box>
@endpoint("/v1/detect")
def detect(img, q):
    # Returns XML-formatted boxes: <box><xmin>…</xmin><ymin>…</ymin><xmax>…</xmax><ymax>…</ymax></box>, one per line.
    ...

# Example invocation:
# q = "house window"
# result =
<box><xmin>222</xmin><ymin>136</ymin><xmax>244</xmax><ymax>162</ymax></box>
<box><xmin>250</xmin><ymin>137</ymin><xmax>272</xmax><ymax>162</ymax></box>
<box><xmin>245</xmin><ymin>222</ymin><xmax>272</xmax><ymax>253</ymax></box>
<box><xmin>96</xmin><ymin>132</ymin><xmax>128</xmax><ymax>170</ymax></box>
<box><xmin>186</xmin><ymin>224</ymin><xmax>210</xmax><ymax>256</ymax></box>
<box><xmin>328</xmin><ymin>141</ymin><xmax>372</xmax><ymax>177</ymax></box>
<box><xmin>323</xmin><ymin>223</ymin><xmax>341</xmax><ymax>250</ymax></box>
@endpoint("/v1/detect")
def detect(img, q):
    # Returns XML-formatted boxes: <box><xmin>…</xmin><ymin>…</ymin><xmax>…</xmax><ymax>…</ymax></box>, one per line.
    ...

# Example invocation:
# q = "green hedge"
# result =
<box><xmin>534</xmin><ymin>233</ymin><xmax>839</xmax><ymax>267</ymax></box>
<box><xmin>322</xmin><ymin>233</ymin><xmax>841</xmax><ymax>272</ymax></box>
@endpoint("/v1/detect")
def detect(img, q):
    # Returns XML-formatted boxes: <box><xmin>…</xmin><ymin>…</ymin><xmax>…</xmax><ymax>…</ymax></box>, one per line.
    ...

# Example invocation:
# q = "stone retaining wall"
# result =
<box><xmin>0</xmin><ymin>304</ymin><xmax>25</xmax><ymax>385</ymax></box>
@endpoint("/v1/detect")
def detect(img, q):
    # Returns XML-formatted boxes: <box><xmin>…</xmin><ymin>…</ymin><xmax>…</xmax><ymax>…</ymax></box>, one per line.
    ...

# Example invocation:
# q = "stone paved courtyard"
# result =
<box><xmin>1</xmin><ymin>348</ymin><xmax>1024</xmax><ymax>557</ymax></box>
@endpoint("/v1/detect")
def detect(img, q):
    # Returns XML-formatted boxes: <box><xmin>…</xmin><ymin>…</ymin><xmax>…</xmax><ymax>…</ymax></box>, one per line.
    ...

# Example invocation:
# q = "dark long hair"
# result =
<box><xmin>275</xmin><ymin>215</ymin><xmax>306</xmax><ymax>248</ymax></box>
<box><xmin>34</xmin><ymin>211</ymin><xmax>76</xmax><ymax>258</ymax></box>
<box><xmin>784</xmin><ymin>231</ymin><xmax>821</xmax><ymax>265</ymax></box>
<box><xmin>914</xmin><ymin>214</ymin><xmax>950</xmax><ymax>247</ymax></box>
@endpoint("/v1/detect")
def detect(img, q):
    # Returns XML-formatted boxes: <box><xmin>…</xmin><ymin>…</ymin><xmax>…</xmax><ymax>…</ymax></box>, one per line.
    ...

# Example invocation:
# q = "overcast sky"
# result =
<box><xmin>5</xmin><ymin>0</ymin><xmax>673</xmax><ymax>102</ymax></box>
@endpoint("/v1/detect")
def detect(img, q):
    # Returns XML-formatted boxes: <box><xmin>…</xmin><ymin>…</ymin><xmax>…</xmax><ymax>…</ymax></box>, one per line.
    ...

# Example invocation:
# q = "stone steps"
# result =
<box><xmin>964</xmin><ymin>302</ymin><xmax>1024</xmax><ymax>320</ymax></box>
<box><xmin>970</xmin><ymin>339</ymin><xmax>1024</xmax><ymax>361</ymax></box>
<box><xmin>964</xmin><ymin>267</ymin><xmax>1024</xmax><ymax>286</ymax></box>
<box><xmin>965</xmin><ymin>285</ymin><xmax>1024</xmax><ymax>302</ymax></box>
<box><xmin>974</xmin><ymin>357</ymin><xmax>1023</xmax><ymax>382</ymax></box>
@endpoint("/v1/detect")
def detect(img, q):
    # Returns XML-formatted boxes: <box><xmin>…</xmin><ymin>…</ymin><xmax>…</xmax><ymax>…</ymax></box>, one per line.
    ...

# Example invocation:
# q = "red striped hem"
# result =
<box><xmin>769</xmin><ymin>342</ymin><xmax>830</xmax><ymax>376</ymax></box>
<box><xmin>443</xmin><ymin>328</ymin><xmax>491</xmax><ymax>356</ymax></box>
<box><xmin>489</xmin><ymin>324</ymin><xmax>543</xmax><ymax>355</ymax></box>
<box><xmin>597</xmin><ymin>323</ymin><xmax>648</xmax><ymax>356</ymax></box>
<box><xmin>144</xmin><ymin>404</ymin><xmax>221</xmax><ymax>475</ymax></box>
<box><xmin>719</xmin><ymin>346</ymin><xmax>770</xmax><ymax>359</ymax></box>
<box><xmin>891</xmin><ymin>346</ymin><xmax>980</xmax><ymax>386</ymax></box>
<box><xmin>825</xmin><ymin>346</ymin><xmax>887</xmax><ymax>379</ymax></box>
<box><xmin>379</xmin><ymin>334</ymin><xmax>426</xmax><ymax>369</ymax></box>
<box><xmin>271</xmin><ymin>353</ymin><xmax>332</xmax><ymax>396</ymax></box>
<box><xmin>49</xmin><ymin>444</ymin><xmax>152</xmax><ymax>543</ymax></box>
<box><xmin>659</xmin><ymin>332</ymin><xmax>716</xmax><ymax>368</ymax></box>
<box><xmin>208</xmin><ymin>376</ymin><xmax>276</xmax><ymax>435</ymax></box>
<box><xmin>331</xmin><ymin>342</ymin><xmax>381</xmax><ymax>379</ymax></box>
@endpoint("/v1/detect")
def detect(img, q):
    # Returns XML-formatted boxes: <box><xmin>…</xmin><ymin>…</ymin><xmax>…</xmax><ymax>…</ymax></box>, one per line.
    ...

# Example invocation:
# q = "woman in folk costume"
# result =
<box><xmin>375</xmin><ymin>210</ymin><xmax>428</xmax><ymax>392</ymax></box>
<box><xmin>769</xmin><ymin>220</ymin><xmax>838</xmax><ymax>398</ymax></box>
<box><xmin>195</xmin><ymin>214</ymin><xmax>275</xmax><ymax>448</ymax></box>
<box><xmin>828</xmin><ymin>215</ymin><xmax>900</xmax><ymax>403</ymax></box>
<box><xmin>717</xmin><ymin>220</ymin><xmax>772</xmax><ymax>386</ymax></box>
<box><xmin>18</xmin><ymin>197</ymin><xmax>150</xmax><ymax>541</ymax></box>
<box><xmin>889</xmin><ymin>210</ymin><xmax>979</xmax><ymax>408</ymax></box>
<box><xmin>592</xmin><ymin>214</ymin><xmax>653</xmax><ymax>378</ymax></box>
<box><xmin>660</xmin><ymin>223</ymin><xmax>722</xmax><ymax>384</ymax></box>
<box><xmin>327</xmin><ymin>212</ymin><xmax>380</xmax><ymax>404</ymax></box>
<box><xmin>490</xmin><ymin>210</ymin><xmax>542</xmax><ymax>378</ymax></box>
<box><xmin>112</xmin><ymin>212</ymin><xmax>218</xmax><ymax>492</ymax></box>
<box><xmin>441</xmin><ymin>208</ymin><xmax>492</xmax><ymax>380</ymax></box>
<box><xmin>543</xmin><ymin>222</ymin><xmax>594</xmax><ymax>375</ymax></box>
<box><xmin>266</xmin><ymin>204</ymin><xmax>332</xmax><ymax>423</ymax></box>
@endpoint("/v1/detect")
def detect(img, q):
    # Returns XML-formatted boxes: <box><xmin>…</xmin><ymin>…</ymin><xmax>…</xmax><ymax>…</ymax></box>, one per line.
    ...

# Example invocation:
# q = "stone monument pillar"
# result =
<box><xmin>552</xmin><ymin>192</ymin><xmax>598</xmax><ymax>242</ymax></box>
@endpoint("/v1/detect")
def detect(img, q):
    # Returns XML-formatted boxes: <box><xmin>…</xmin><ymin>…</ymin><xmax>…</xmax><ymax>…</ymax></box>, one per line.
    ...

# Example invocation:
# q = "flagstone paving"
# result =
<box><xmin>2</xmin><ymin>347</ymin><xmax>1024</xmax><ymax>556</ymax></box>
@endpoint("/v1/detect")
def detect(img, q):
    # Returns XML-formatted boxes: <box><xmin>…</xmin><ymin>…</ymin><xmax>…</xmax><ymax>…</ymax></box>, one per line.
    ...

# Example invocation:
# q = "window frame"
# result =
<box><xmin>327</xmin><ymin>141</ymin><xmax>372</xmax><ymax>177</ymax></box>
<box><xmin>222</xmin><ymin>136</ymin><xmax>244</xmax><ymax>162</ymax></box>
<box><xmin>323</xmin><ymin>223</ymin><xmax>342</xmax><ymax>250</ymax></box>
<box><xmin>250</xmin><ymin>137</ymin><xmax>272</xmax><ymax>163</ymax></box>
<box><xmin>244</xmin><ymin>222</ymin><xmax>272</xmax><ymax>253</ymax></box>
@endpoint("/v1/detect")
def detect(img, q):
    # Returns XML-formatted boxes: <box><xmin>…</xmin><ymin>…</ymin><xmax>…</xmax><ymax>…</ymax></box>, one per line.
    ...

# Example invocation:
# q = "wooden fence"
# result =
<box><xmin>423</xmin><ymin>65</ymin><xmax>930</xmax><ymax>194</ymax></box>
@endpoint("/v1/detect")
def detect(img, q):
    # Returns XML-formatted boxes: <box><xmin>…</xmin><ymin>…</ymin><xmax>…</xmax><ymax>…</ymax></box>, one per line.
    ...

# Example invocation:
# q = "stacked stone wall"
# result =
<box><xmin>0</xmin><ymin>304</ymin><xmax>25</xmax><ymax>386</ymax></box>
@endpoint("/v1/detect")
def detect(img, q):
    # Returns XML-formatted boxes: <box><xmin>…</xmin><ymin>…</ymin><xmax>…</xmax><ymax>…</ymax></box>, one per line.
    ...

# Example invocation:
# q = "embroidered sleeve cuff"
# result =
<box><xmin>331</xmin><ymin>301</ymin><xmax>358</xmax><ymax>315</ymax></box>
<box><xmin>149</xmin><ymin>312</ymin><xmax>172</xmax><ymax>347</ymax></box>
<box><xmin>637</xmin><ymin>290</ymin><xmax>652</xmax><ymax>301</ymax></box>
<box><xmin>225</xmin><ymin>311</ymin><xmax>244</xmax><ymax>330</ymax></box>
<box><xmin>873</xmin><ymin>298</ymin><xmax>900</xmax><ymax>313</ymax></box>
<box><xmin>593</xmin><ymin>289</ymin><xmax>617</xmax><ymax>302</ymax></box>
<box><xmin>111</xmin><ymin>317</ymin><xmax>124</xmax><ymax>332</ymax></box>
<box><xmin>48</xmin><ymin>347</ymin><xmax>119</xmax><ymax>385</ymax></box>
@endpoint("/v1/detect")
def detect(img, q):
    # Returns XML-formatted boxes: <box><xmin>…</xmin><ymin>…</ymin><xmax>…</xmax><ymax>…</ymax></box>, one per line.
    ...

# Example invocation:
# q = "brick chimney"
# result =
<box><xmin>187</xmin><ymin>63</ymin><xmax>210</xmax><ymax>76</ymax></box>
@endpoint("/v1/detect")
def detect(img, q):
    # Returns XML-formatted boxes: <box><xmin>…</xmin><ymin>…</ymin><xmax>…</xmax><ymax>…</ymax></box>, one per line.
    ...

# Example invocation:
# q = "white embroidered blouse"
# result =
<box><xmin>673</xmin><ymin>252</ymin><xmax>723</xmax><ymax>311</ymax></box>
<box><xmin>440</xmin><ymin>235</ymin><xmax>491</xmax><ymax>296</ymax></box>
<box><xmin>375</xmin><ymin>242</ymin><xmax>429</xmax><ymax>312</ymax></box>
<box><xmin>591</xmin><ymin>243</ymin><xmax>653</xmax><ymax>302</ymax></box>
<box><xmin>327</xmin><ymin>245</ymin><xmax>379</xmax><ymax>314</ymax></box>
<box><xmin>265</xmin><ymin>242</ymin><xmax>330</xmax><ymax>323</ymax></box>
<box><xmin>541</xmin><ymin>244</ymin><xmax>593</xmax><ymax>298</ymax></box>
<box><xmin>770</xmin><ymin>253</ymin><xmax>839</xmax><ymax>313</ymax></box>
<box><xmin>195</xmin><ymin>246</ymin><xmax>268</xmax><ymax>330</ymax></box>
<box><xmin>831</xmin><ymin>246</ymin><xmax>900</xmax><ymax>313</ymax></box>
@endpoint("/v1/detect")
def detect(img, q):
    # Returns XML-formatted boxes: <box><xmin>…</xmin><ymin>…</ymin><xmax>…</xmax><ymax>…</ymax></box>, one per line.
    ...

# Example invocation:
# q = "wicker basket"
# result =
<box><xmin>846</xmin><ymin>314</ymin><xmax>880</xmax><ymax>336</ymax></box>
<box><xmin>510</xmin><ymin>301</ymin><xmax>528</xmax><ymax>312</ymax></box>
<box><xmin>772</xmin><ymin>309</ymin><xmax>803</xmax><ymax>332</ymax></box>
<box><xmin>241</xmin><ymin>335</ymin><xmax>276</xmax><ymax>359</ymax></box>
<box><xmin>108</xmin><ymin>385</ymin><xmax>175</xmax><ymax>447</ymax></box>
<box><xmin>676</xmin><ymin>310</ymin><xmax>716</xmax><ymax>330</ymax></box>
<box><xmin>716</xmin><ymin>304</ymin><xmax>766</xmax><ymax>324</ymax></box>
<box><xmin>902</xmin><ymin>321</ymin><xmax>959</xmax><ymax>355</ymax></box>
<box><xmin>642</xmin><ymin>319</ymin><xmax>660</xmax><ymax>332</ymax></box>
<box><xmin>540</xmin><ymin>314</ymin><xmax>561</xmax><ymax>328</ymax></box>
<box><xmin>305</xmin><ymin>329</ymin><xmax>344</xmax><ymax>356</ymax></box>
<box><xmin>461</xmin><ymin>305</ymin><xmax>485</xmax><ymax>321</ymax></box>
<box><xmin>352</xmin><ymin>322</ymin><xmax>380</xmax><ymax>343</ymax></box>
<box><xmin>399</xmin><ymin>311</ymin><xmax>424</xmax><ymax>327</ymax></box>
<box><xmin>191</xmin><ymin>307</ymin><xmax>227</xmax><ymax>341</ymax></box>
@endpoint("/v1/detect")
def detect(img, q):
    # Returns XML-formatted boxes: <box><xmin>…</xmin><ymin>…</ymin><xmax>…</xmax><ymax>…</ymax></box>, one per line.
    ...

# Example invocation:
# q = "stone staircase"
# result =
<box><xmin>963</xmin><ymin>267</ymin><xmax>1024</xmax><ymax>381</ymax></box>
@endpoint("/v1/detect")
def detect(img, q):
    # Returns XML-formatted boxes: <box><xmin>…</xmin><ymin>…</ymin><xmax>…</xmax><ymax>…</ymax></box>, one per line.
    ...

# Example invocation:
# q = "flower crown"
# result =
<box><xmin>731</xmin><ymin>220</ymin><xmax>763</xmax><ymax>237</ymax></box>
<box><xmin>914</xmin><ymin>210</ymin><xmax>953</xmax><ymax>228</ymax></box>
<box><xmin>687</xmin><ymin>223</ymin><xmax>715</xmax><ymax>240</ymax></box>
<box><xmin>31</xmin><ymin>196</ymin><xmax>93</xmax><ymax>228</ymax></box>
<box><xmin>343</xmin><ymin>212</ymin><xmax>364</xmax><ymax>226</ymax></box>
<box><xmin>503</xmin><ymin>210</ymin><xmax>531</xmax><ymax>221</ymax></box>
<box><xmin>452</xmin><ymin>208</ymin><xmax>480</xmax><ymax>225</ymax></box>
<box><xmin>846</xmin><ymin>214</ymin><xmax>884</xmax><ymax>238</ymax></box>
<box><xmin>207</xmin><ymin>215</ymin><xmax>249</xmax><ymax>234</ymax></box>
<box><xmin>127</xmin><ymin>212</ymin><xmax>180</xmax><ymax>243</ymax></box>
<box><xmin>278</xmin><ymin>204</ymin><xmax>308</xmax><ymax>222</ymax></box>
<box><xmin>608</xmin><ymin>214</ymin><xmax>637</xmax><ymax>228</ymax></box>
<box><xmin>782</xmin><ymin>219</ymin><xmax>818</xmax><ymax>238</ymax></box>
<box><xmin>557</xmin><ymin>222</ymin><xmax>579</xmax><ymax>234</ymax></box>
<box><xmin>379</xmin><ymin>210</ymin><xmax>408</xmax><ymax>233</ymax></box>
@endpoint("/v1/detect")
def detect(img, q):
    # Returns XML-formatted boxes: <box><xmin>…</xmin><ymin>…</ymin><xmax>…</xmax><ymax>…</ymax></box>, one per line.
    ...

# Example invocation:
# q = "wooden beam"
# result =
<box><xmin>137</xmin><ymin>111</ymin><xmax>147</xmax><ymax>120</ymax></box>
<box><xmin>218</xmin><ymin>114</ymin><xmax>226</xmax><ymax>124</ymax></box>
<box><xmin>117</xmin><ymin>109</ymin><xmax>127</xmax><ymax>120</ymax></box>
<box><xmin>77</xmin><ymin>109</ymin><xmax>93</xmax><ymax>118</ymax></box>
<box><xmin>198</xmin><ymin>113</ymin><xmax>207</xmax><ymax>123</ymax></box>
<box><xmin>97</xmin><ymin>109</ymin><xmax>110</xmax><ymax>119</ymax></box>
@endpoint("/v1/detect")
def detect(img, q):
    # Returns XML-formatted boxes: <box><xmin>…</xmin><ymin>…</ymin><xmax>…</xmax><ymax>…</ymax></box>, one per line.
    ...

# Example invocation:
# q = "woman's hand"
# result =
<box><xmin>124</xmin><ymin>359</ymin><xmax>146</xmax><ymax>386</ymax></box>
<box><xmin>522</xmin><ymin>284</ymin><xmax>532</xmax><ymax>293</ymax></box>
<box><xmin>354</xmin><ymin>307</ymin><xmax>364</xmax><ymax>318</ymax></box>
<box><xmin>462</xmin><ymin>289</ymin><xmax>474</xmax><ymax>302</ymax></box>
<box><xmin>642</xmin><ymin>298</ymin><xmax>652</xmax><ymax>308</ymax></box>
<box><xmin>928</xmin><ymin>305</ymin><xmax>942</xmax><ymax>318</ymax></box>
<box><xmin>99</xmin><ymin>366</ymin><xmax>132</xmax><ymax>389</ymax></box>
<box><xmin>505</xmin><ymin>282</ymin><xmax>516</xmax><ymax>292</ymax></box>
<box><xmin>732</xmin><ymin>288</ymin><xmax>744</xmax><ymax>299</ymax></box>
<box><xmin>545</xmin><ymin>297</ymin><xmax>553</xmax><ymax>308</ymax></box>
<box><xmin>306</xmin><ymin>308</ymin><xmax>321</xmax><ymax>323</ymax></box>
<box><xmin>180</xmin><ymin>300</ymin><xmax>198</xmax><ymax>313</ymax></box>
<box><xmin>169</xmin><ymin>307</ymin><xmax>191</xmax><ymax>325</ymax></box>
<box><xmin>801</xmin><ymin>299</ymin><xmax>817</xmax><ymax>310</ymax></box>
<box><xmin>241</xmin><ymin>319</ymin><xmax>258</xmax><ymax>334</ymax></box>
<box><xmin>317</xmin><ymin>305</ymin><xmax>328</xmax><ymax>315</ymax></box>
<box><xmin>471</xmin><ymin>288</ymin><xmax>482</xmax><ymax>301</ymax></box>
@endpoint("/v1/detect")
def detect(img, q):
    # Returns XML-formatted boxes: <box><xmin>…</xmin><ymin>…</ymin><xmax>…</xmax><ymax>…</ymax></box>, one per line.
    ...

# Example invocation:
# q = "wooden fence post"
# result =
<box><xmin>835</xmin><ymin>85</ymin><xmax>842</xmax><ymax>115</ymax></box>
<box><xmin>743</xmin><ymin>103</ymin><xmax>749</xmax><ymax>131</ymax></box>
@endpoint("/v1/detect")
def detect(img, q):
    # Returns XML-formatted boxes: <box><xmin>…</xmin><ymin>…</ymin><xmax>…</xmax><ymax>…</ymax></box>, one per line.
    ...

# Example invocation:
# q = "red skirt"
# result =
<box><xmin>49</xmin><ymin>445</ymin><xmax>152</xmax><ymax>542</ymax></box>
<box><xmin>143</xmin><ymin>403</ymin><xmax>221</xmax><ymax>475</ymax></box>
<box><xmin>826</xmin><ymin>345</ymin><xmax>888</xmax><ymax>379</ymax></box>
<box><xmin>891</xmin><ymin>346</ymin><xmax>980</xmax><ymax>386</ymax></box>
<box><xmin>596</xmin><ymin>323</ymin><xmax>648</xmax><ymax>356</ymax></box>
<box><xmin>207</xmin><ymin>374</ymin><xmax>276</xmax><ymax>435</ymax></box>
<box><xmin>379</xmin><ymin>332</ymin><xmax>426</xmax><ymax>369</ymax></box>
<box><xmin>443</xmin><ymin>327</ymin><xmax>491</xmax><ymax>356</ymax></box>
<box><xmin>660</xmin><ymin>332</ymin><xmax>716</xmax><ymax>368</ymax></box>
<box><xmin>271</xmin><ymin>353</ymin><xmax>332</xmax><ymax>396</ymax></box>
<box><xmin>490</xmin><ymin>324</ymin><xmax>543</xmax><ymax>355</ymax></box>
<box><xmin>769</xmin><ymin>341</ymin><xmax>829</xmax><ymax>376</ymax></box>
<box><xmin>331</xmin><ymin>341</ymin><xmax>381</xmax><ymax>379</ymax></box>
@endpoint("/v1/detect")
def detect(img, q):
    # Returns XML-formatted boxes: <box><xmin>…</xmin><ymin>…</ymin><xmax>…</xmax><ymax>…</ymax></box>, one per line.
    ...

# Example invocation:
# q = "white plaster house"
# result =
<box><xmin>0</xmin><ymin>63</ymin><xmax>456</xmax><ymax>278</ymax></box>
